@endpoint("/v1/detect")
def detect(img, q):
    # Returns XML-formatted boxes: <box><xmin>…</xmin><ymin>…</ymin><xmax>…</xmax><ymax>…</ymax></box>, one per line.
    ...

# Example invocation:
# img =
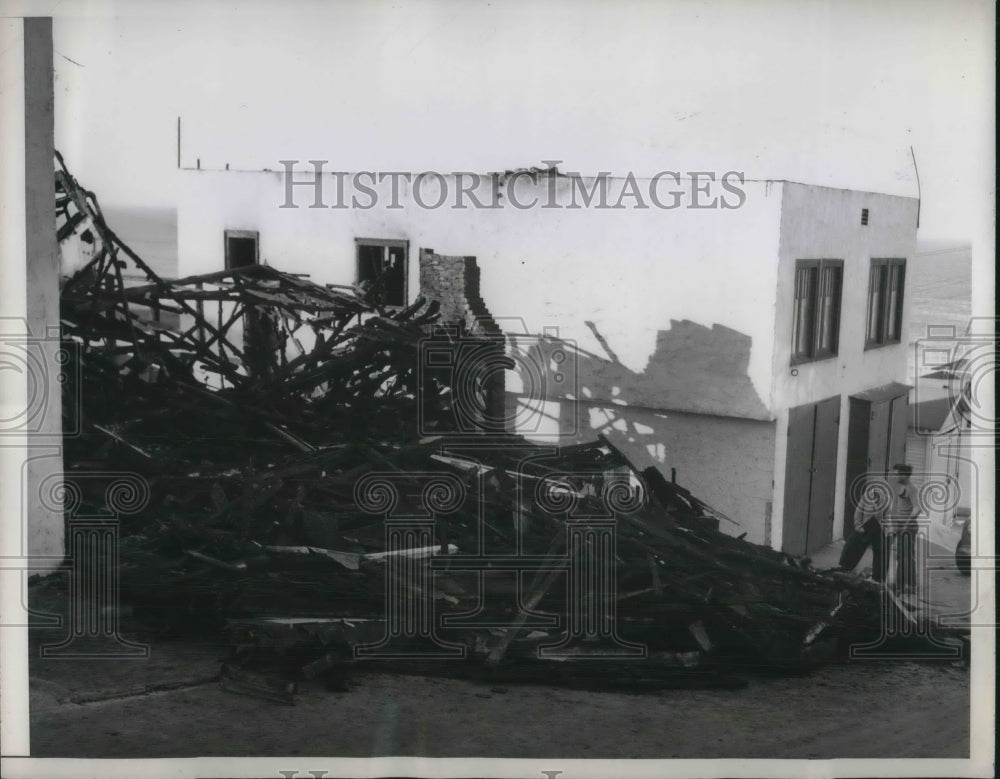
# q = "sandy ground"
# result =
<box><xmin>22</xmin><ymin>540</ymin><xmax>975</xmax><ymax>761</ymax></box>
<box><xmin>26</xmin><ymin>603</ymin><xmax>972</xmax><ymax>759</ymax></box>
<box><xmin>29</xmin><ymin>659</ymin><xmax>969</xmax><ymax>759</ymax></box>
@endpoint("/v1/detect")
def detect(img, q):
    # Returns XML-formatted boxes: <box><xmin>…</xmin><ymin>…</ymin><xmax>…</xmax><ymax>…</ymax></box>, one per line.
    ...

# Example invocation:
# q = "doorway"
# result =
<box><xmin>782</xmin><ymin>394</ymin><xmax>841</xmax><ymax>556</ymax></box>
<box><xmin>843</xmin><ymin>388</ymin><xmax>908</xmax><ymax>538</ymax></box>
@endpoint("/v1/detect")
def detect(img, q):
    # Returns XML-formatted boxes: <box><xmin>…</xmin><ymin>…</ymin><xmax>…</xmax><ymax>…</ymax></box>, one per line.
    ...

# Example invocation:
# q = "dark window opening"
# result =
<box><xmin>225</xmin><ymin>230</ymin><xmax>259</xmax><ymax>269</ymax></box>
<box><xmin>356</xmin><ymin>239</ymin><xmax>407</xmax><ymax>307</ymax></box>
<box><xmin>861</xmin><ymin>208</ymin><xmax>869</xmax><ymax>226</ymax></box>
<box><xmin>866</xmin><ymin>258</ymin><xmax>906</xmax><ymax>348</ymax></box>
<box><xmin>792</xmin><ymin>259</ymin><xmax>843</xmax><ymax>364</ymax></box>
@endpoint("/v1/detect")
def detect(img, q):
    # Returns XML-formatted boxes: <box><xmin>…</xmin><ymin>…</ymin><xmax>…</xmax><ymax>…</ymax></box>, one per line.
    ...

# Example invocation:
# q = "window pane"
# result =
<box><xmin>866</xmin><ymin>264</ymin><xmax>885</xmax><ymax>343</ymax></box>
<box><xmin>817</xmin><ymin>265</ymin><xmax>842</xmax><ymax>353</ymax></box>
<box><xmin>225</xmin><ymin>232</ymin><xmax>259</xmax><ymax>269</ymax></box>
<box><xmin>383</xmin><ymin>246</ymin><xmax>406</xmax><ymax>306</ymax></box>
<box><xmin>358</xmin><ymin>243</ymin><xmax>407</xmax><ymax>307</ymax></box>
<box><xmin>793</xmin><ymin>266</ymin><xmax>818</xmax><ymax>358</ymax></box>
<box><xmin>895</xmin><ymin>264</ymin><xmax>906</xmax><ymax>338</ymax></box>
<box><xmin>793</xmin><ymin>270</ymin><xmax>806</xmax><ymax>356</ymax></box>
<box><xmin>358</xmin><ymin>244</ymin><xmax>384</xmax><ymax>284</ymax></box>
<box><xmin>886</xmin><ymin>263</ymin><xmax>904</xmax><ymax>341</ymax></box>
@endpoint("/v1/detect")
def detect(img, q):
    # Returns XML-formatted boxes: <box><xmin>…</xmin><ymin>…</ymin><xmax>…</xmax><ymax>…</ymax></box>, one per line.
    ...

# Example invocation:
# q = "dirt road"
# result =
<box><xmin>30</xmin><ymin>658</ymin><xmax>969</xmax><ymax>759</ymax></box>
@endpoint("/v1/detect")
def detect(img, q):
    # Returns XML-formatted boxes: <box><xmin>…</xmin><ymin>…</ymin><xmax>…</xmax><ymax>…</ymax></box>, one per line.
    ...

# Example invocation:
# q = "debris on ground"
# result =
<box><xmin>50</xmin><ymin>153</ymin><xmax>965</xmax><ymax>701</ymax></box>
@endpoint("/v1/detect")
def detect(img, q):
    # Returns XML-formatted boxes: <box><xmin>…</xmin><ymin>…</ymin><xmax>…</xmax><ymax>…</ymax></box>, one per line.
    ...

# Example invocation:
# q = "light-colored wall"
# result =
<box><xmin>770</xmin><ymin>183</ymin><xmax>919</xmax><ymax>546</ymax></box>
<box><xmin>912</xmin><ymin>407</ymin><xmax>975</xmax><ymax>525</ymax></box>
<box><xmin>178</xmin><ymin>170</ymin><xmax>784</xmax><ymax>421</ymax></box>
<box><xmin>23</xmin><ymin>18</ymin><xmax>64</xmax><ymax>570</ymax></box>
<box><xmin>1</xmin><ymin>20</ymin><xmax>62</xmax><ymax>756</ymax></box>
<box><xmin>0</xmin><ymin>19</ymin><xmax>64</xmax><ymax>575</ymax></box>
<box><xmin>538</xmin><ymin>401</ymin><xmax>776</xmax><ymax>543</ymax></box>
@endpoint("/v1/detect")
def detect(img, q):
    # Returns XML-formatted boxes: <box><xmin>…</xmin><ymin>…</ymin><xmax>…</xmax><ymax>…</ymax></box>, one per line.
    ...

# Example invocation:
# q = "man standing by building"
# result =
<box><xmin>838</xmin><ymin>478</ymin><xmax>889</xmax><ymax>582</ymax></box>
<box><xmin>889</xmin><ymin>463</ymin><xmax>921</xmax><ymax>593</ymax></box>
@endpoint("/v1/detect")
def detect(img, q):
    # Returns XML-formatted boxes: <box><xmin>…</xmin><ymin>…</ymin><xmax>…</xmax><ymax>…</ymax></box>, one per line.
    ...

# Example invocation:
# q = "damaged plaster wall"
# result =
<box><xmin>554</xmin><ymin>402</ymin><xmax>777</xmax><ymax>545</ymax></box>
<box><xmin>176</xmin><ymin>169</ymin><xmax>785</xmax><ymax>542</ymax></box>
<box><xmin>175</xmin><ymin>169</ymin><xmax>916</xmax><ymax>548</ymax></box>
<box><xmin>177</xmin><ymin>170</ymin><xmax>783</xmax><ymax>417</ymax></box>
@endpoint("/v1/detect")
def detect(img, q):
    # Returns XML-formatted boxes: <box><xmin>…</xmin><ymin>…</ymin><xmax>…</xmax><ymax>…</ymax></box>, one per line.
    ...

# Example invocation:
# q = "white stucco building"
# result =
<box><xmin>176</xmin><ymin>165</ymin><xmax>919</xmax><ymax>555</ymax></box>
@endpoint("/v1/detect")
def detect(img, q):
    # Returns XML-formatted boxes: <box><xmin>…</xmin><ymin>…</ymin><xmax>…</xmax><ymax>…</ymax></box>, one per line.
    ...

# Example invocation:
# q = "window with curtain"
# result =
<box><xmin>866</xmin><ymin>259</ymin><xmax>906</xmax><ymax>348</ymax></box>
<box><xmin>792</xmin><ymin>259</ymin><xmax>843</xmax><ymax>363</ymax></box>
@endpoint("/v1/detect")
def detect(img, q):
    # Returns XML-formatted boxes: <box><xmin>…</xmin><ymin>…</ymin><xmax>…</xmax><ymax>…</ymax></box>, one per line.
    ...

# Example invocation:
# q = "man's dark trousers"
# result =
<box><xmin>895</xmin><ymin>520</ymin><xmax>918</xmax><ymax>590</ymax></box>
<box><xmin>838</xmin><ymin>518</ymin><xmax>886</xmax><ymax>582</ymax></box>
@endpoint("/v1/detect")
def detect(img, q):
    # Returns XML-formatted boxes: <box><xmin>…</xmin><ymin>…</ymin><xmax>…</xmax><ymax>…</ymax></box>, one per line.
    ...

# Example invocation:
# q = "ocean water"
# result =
<box><xmin>906</xmin><ymin>245</ymin><xmax>972</xmax><ymax>385</ymax></box>
<box><xmin>100</xmin><ymin>205</ymin><xmax>178</xmax><ymax>281</ymax></box>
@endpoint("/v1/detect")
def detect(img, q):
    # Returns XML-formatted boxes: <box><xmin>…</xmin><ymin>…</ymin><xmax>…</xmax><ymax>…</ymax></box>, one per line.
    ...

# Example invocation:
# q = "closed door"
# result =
<box><xmin>843</xmin><ymin>393</ymin><xmax>908</xmax><ymax>538</ymax></box>
<box><xmin>782</xmin><ymin>395</ymin><xmax>841</xmax><ymax>556</ymax></box>
<box><xmin>807</xmin><ymin>396</ymin><xmax>840</xmax><ymax>552</ymax></box>
<box><xmin>868</xmin><ymin>400</ymin><xmax>890</xmax><ymax>475</ymax></box>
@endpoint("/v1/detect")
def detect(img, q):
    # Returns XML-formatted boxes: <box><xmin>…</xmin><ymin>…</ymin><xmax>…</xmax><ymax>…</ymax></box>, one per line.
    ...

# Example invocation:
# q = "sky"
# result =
<box><xmin>41</xmin><ymin>0</ymin><xmax>996</xmax><ymax>246</ymax></box>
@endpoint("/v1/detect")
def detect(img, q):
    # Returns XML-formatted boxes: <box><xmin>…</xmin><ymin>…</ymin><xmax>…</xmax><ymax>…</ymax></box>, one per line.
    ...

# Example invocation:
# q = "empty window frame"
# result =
<box><xmin>792</xmin><ymin>259</ymin><xmax>843</xmax><ymax>364</ymax></box>
<box><xmin>356</xmin><ymin>238</ymin><xmax>408</xmax><ymax>307</ymax></box>
<box><xmin>865</xmin><ymin>259</ymin><xmax>906</xmax><ymax>348</ymax></box>
<box><xmin>224</xmin><ymin>230</ymin><xmax>259</xmax><ymax>269</ymax></box>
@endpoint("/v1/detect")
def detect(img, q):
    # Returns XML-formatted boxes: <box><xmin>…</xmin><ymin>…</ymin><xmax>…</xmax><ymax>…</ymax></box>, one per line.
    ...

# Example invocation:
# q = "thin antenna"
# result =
<box><xmin>910</xmin><ymin>145</ymin><xmax>921</xmax><ymax>228</ymax></box>
<box><xmin>177</xmin><ymin>116</ymin><xmax>181</xmax><ymax>169</ymax></box>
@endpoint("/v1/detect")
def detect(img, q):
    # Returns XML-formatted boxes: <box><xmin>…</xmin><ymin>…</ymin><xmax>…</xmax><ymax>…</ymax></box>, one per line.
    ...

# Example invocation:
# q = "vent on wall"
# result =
<box><xmin>861</xmin><ymin>208</ymin><xmax>870</xmax><ymax>226</ymax></box>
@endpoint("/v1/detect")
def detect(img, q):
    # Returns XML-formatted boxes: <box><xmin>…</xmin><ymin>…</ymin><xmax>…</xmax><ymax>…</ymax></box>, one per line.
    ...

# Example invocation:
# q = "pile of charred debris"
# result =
<box><xmin>51</xmin><ymin>153</ymin><xmax>963</xmax><ymax>701</ymax></box>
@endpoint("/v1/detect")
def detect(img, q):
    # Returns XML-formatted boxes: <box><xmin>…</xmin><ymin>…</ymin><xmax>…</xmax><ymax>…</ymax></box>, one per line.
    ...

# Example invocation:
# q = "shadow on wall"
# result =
<box><xmin>416</xmin><ymin>252</ymin><xmax>773</xmax><ymax>538</ymax></box>
<box><xmin>419</xmin><ymin>250</ymin><xmax>769</xmax><ymax>455</ymax></box>
<box><xmin>510</xmin><ymin>317</ymin><xmax>770</xmax><ymax>438</ymax></box>
<box><xmin>587</xmin><ymin>319</ymin><xmax>769</xmax><ymax>420</ymax></box>
<box><xmin>505</xmin><ymin>319</ymin><xmax>775</xmax><ymax>539</ymax></box>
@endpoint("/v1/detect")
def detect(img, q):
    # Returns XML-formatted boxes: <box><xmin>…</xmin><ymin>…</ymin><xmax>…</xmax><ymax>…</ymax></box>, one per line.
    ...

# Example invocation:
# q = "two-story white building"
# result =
<box><xmin>176</xmin><ymin>165</ymin><xmax>918</xmax><ymax>555</ymax></box>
